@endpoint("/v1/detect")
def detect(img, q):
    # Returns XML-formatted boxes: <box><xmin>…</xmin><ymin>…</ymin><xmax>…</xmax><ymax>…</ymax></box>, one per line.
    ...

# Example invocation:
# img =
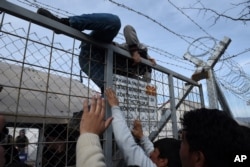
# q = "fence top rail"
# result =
<box><xmin>0</xmin><ymin>0</ymin><xmax>199</xmax><ymax>85</ymax></box>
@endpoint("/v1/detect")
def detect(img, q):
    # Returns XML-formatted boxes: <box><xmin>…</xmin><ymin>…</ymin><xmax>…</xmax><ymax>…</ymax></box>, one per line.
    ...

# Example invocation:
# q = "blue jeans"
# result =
<box><xmin>69</xmin><ymin>13</ymin><xmax>121</xmax><ymax>42</ymax></box>
<box><xmin>69</xmin><ymin>13</ymin><xmax>121</xmax><ymax>92</ymax></box>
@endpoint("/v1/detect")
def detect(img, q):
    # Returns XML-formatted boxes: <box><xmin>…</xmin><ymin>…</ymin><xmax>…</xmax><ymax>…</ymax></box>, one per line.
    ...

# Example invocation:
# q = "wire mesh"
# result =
<box><xmin>0</xmin><ymin>7</ymin><xmax>203</xmax><ymax>167</ymax></box>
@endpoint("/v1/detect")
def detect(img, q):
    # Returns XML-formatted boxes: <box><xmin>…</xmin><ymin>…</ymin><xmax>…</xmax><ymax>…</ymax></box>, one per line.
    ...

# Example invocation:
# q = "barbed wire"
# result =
<box><xmin>216</xmin><ymin>53</ymin><xmax>250</xmax><ymax>103</ymax></box>
<box><xmin>146</xmin><ymin>45</ymin><xmax>194</xmax><ymax>69</ymax></box>
<box><xmin>217</xmin><ymin>77</ymin><xmax>250</xmax><ymax>104</ymax></box>
<box><xmin>13</xmin><ymin>0</ymin><xmax>223</xmax><ymax>70</ymax></box>
<box><xmin>17</xmin><ymin>0</ymin><xmax>74</xmax><ymax>16</ymax></box>
<box><xmin>6</xmin><ymin>0</ymin><xmax>250</xmax><ymax>105</ymax></box>
<box><xmin>115</xmin><ymin>33</ymin><xmax>195</xmax><ymax>71</ymax></box>
<box><xmin>221</xmin><ymin>48</ymin><xmax>250</xmax><ymax>61</ymax></box>
<box><xmin>168</xmin><ymin>0</ymin><xmax>213</xmax><ymax>39</ymax></box>
<box><xmin>14</xmin><ymin>0</ymin><xmax>196</xmax><ymax>72</ymax></box>
<box><xmin>107</xmin><ymin>0</ymin><xmax>195</xmax><ymax>44</ymax></box>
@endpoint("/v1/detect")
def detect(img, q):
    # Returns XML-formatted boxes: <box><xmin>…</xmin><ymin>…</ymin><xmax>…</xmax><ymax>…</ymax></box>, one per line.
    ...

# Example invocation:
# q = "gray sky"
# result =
<box><xmin>9</xmin><ymin>0</ymin><xmax>250</xmax><ymax>117</ymax></box>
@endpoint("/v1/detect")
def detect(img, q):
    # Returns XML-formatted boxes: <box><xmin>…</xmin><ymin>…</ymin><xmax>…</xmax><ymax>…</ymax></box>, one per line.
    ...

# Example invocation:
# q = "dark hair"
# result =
<box><xmin>181</xmin><ymin>108</ymin><xmax>250</xmax><ymax>167</ymax></box>
<box><xmin>20</xmin><ymin>129</ymin><xmax>25</xmax><ymax>134</ymax></box>
<box><xmin>68</xmin><ymin>110</ymin><xmax>83</xmax><ymax>133</ymax></box>
<box><xmin>44</xmin><ymin>124</ymin><xmax>67</xmax><ymax>140</ymax></box>
<box><xmin>153</xmin><ymin>138</ymin><xmax>181</xmax><ymax>167</ymax></box>
<box><xmin>43</xmin><ymin>123</ymin><xmax>77</xmax><ymax>166</ymax></box>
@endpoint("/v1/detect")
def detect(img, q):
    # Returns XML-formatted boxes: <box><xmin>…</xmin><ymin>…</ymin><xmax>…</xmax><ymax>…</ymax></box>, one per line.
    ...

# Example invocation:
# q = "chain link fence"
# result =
<box><xmin>0</xmin><ymin>1</ymin><xmax>204</xmax><ymax>166</ymax></box>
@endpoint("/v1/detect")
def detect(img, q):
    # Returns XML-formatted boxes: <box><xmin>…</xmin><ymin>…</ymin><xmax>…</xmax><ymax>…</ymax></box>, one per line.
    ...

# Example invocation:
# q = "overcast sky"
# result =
<box><xmin>8</xmin><ymin>0</ymin><xmax>250</xmax><ymax>117</ymax></box>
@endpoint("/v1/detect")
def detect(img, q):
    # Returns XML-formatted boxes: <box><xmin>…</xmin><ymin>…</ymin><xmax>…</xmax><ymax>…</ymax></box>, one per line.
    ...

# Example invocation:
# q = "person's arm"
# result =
<box><xmin>76</xmin><ymin>96</ymin><xmax>113</xmax><ymax>167</ymax></box>
<box><xmin>132</xmin><ymin>119</ymin><xmax>154</xmax><ymax>156</ymax></box>
<box><xmin>76</xmin><ymin>133</ymin><xmax>106</xmax><ymax>167</ymax></box>
<box><xmin>137</xmin><ymin>44</ymin><xmax>155</xmax><ymax>83</ymax></box>
<box><xmin>105</xmin><ymin>88</ymin><xmax>156</xmax><ymax>167</ymax></box>
<box><xmin>137</xmin><ymin>43</ymin><xmax>156</xmax><ymax>65</ymax></box>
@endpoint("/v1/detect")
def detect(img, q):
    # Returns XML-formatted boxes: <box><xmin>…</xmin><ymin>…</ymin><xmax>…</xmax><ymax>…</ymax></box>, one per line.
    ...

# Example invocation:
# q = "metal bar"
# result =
<box><xmin>183</xmin><ymin>52</ymin><xmax>204</xmax><ymax>66</ymax></box>
<box><xmin>0</xmin><ymin>0</ymin><xmax>199</xmax><ymax>85</ymax></box>
<box><xmin>103</xmin><ymin>48</ymin><xmax>113</xmax><ymax>166</ymax></box>
<box><xmin>168</xmin><ymin>74</ymin><xmax>178</xmax><ymax>139</ymax></box>
<box><xmin>214</xmin><ymin>78</ymin><xmax>233</xmax><ymax>117</ymax></box>
<box><xmin>207</xmin><ymin>37</ymin><xmax>231</xmax><ymax>68</ymax></box>
<box><xmin>175</xmin><ymin>85</ymin><xmax>194</xmax><ymax>110</ymax></box>
<box><xmin>149</xmin><ymin>84</ymin><xmax>201</xmax><ymax>141</ymax></box>
<box><xmin>199</xmin><ymin>84</ymin><xmax>205</xmax><ymax>108</ymax></box>
<box><xmin>206</xmin><ymin>70</ymin><xmax>219</xmax><ymax>109</ymax></box>
<box><xmin>0</xmin><ymin>1</ymin><xmax>207</xmax><ymax>166</ymax></box>
<box><xmin>148</xmin><ymin>109</ymin><xmax>171</xmax><ymax>140</ymax></box>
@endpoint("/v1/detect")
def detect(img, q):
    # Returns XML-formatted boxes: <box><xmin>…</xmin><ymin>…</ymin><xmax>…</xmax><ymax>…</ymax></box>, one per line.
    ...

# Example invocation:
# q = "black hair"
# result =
<box><xmin>43</xmin><ymin>123</ymin><xmax>77</xmax><ymax>166</ymax></box>
<box><xmin>153</xmin><ymin>138</ymin><xmax>182</xmax><ymax>167</ymax></box>
<box><xmin>44</xmin><ymin>124</ymin><xmax>67</xmax><ymax>140</ymax></box>
<box><xmin>181</xmin><ymin>108</ymin><xmax>250</xmax><ymax>167</ymax></box>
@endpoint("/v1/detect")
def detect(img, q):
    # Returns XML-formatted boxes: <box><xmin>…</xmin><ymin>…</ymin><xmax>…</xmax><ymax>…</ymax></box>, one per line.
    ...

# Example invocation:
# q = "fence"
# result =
<box><xmin>0</xmin><ymin>0</ymin><xmax>204</xmax><ymax>166</ymax></box>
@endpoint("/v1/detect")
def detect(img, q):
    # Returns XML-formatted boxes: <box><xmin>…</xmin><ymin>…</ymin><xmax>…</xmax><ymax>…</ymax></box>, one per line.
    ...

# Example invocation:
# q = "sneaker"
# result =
<box><xmin>37</xmin><ymin>8</ymin><xmax>69</xmax><ymax>33</ymax></box>
<box><xmin>37</xmin><ymin>8</ymin><xmax>61</xmax><ymax>22</ymax></box>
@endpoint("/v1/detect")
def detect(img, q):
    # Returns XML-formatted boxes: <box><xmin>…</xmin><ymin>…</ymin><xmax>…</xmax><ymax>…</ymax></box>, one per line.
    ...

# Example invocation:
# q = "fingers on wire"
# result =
<box><xmin>99</xmin><ymin>98</ymin><xmax>105</xmax><ymax>120</ymax></box>
<box><xmin>82</xmin><ymin>99</ymin><xmax>89</xmax><ymax>120</ymax></box>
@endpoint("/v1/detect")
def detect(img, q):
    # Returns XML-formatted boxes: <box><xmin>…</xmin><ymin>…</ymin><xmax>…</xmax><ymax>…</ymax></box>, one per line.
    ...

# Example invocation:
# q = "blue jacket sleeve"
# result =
<box><xmin>111</xmin><ymin>106</ymin><xmax>156</xmax><ymax>167</ymax></box>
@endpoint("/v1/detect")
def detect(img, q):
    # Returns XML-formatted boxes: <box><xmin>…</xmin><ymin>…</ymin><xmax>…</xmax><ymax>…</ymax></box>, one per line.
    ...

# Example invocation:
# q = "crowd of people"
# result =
<box><xmin>2</xmin><ymin>93</ymin><xmax>250</xmax><ymax>166</ymax></box>
<box><xmin>0</xmin><ymin>8</ymin><xmax>250</xmax><ymax>167</ymax></box>
<box><xmin>0</xmin><ymin>117</ymin><xmax>31</xmax><ymax>167</ymax></box>
<box><xmin>77</xmin><ymin>88</ymin><xmax>250</xmax><ymax>167</ymax></box>
<box><xmin>2</xmin><ymin>90</ymin><xmax>249</xmax><ymax>167</ymax></box>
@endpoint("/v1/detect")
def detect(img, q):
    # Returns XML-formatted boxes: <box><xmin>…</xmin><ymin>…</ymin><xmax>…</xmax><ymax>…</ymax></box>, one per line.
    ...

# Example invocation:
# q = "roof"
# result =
<box><xmin>0</xmin><ymin>62</ymin><xmax>97</xmax><ymax>124</ymax></box>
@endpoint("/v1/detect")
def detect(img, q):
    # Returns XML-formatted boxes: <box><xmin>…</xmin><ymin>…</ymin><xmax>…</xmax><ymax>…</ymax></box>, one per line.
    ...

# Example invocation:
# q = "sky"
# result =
<box><xmin>6</xmin><ymin>0</ymin><xmax>250</xmax><ymax>117</ymax></box>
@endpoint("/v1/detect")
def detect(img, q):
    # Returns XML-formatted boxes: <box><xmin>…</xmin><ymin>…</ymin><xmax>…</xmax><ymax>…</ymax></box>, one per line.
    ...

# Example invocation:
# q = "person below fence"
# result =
<box><xmin>132</xmin><ymin>119</ymin><xmax>181</xmax><ymax>167</ymax></box>
<box><xmin>105</xmin><ymin>88</ymin><xmax>181</xmax><ymax>167</ymax></box>
<box><xmin>37</xmin><ymin>9</ymin><xmax>156</xmax><ymax>93</ymax></box>
<box><xmin>76</xmin><ymin>95</ymin><xmax>113</xmax><ymax>167</ymax></box>
<box><xmin>2</xmin><ymin>127</ymin><xmax>21</xmax><ymax>166</ymax></box>
<box><xmin>75</xmin><ymin>92</ymin><xmax>250</xmax><ymax>167</ymax></box>
<box><xmin>76</xmin><ymin>89</ymin><xmax>181</xmax><ymax>167</ymax></box>
<box><xmin>15</xmin><ymin>129</ymin><xmax>29</xmax><ymax>155</ymax></box>
<box><xmin>179</xmin><ymin>108</ymin><xmax>250</xmax><ymax>167</ymax></box>
<box><xmin>0</xmin><ymin>116</ymin><xmax>31</xmax><ymax>167</ymax></box>
<box><xmin>42</xmin><ymin>124</ymin><xmax>76</xmax><ymax>167</ymax></box>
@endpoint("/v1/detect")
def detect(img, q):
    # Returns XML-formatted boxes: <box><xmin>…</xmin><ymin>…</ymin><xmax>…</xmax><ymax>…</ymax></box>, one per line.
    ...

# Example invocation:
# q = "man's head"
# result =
<box><xmin>180</xmin><ymin>108</ymin><xmax>250</xmax><ymax>167</ymax></box>
<box><xmin>44</xmin><ymin>124</ymin><xmax>68</xmax><ymax>153</ymax></box>
<box><xmin>150</xmin><ymin>138</ymin><xmax>181</xmax><ymax>167</ymax></box>
<box><xmin>19</xmin><ymin>129</ymin><xmax>25</xmax><ymax>136</ymax></box>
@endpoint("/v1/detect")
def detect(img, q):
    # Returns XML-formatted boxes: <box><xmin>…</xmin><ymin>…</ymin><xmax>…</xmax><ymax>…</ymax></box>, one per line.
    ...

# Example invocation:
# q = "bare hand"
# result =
<box><xmin>105</xmin><ymin>88</ymin><xmax>119</xmax><ymax>107</ymax></box>
<box><xmin>132</xmin><ymin>119</ymin><xmax>144</xmax><ymax>140</ymax></box>
<box><xmin>148</xmin><ymin>57</ymin><xmax>156</xmax><ymax>65</ymax></box>
<box><xmin>80</xmin><ymin>96</ymin><xmax>113</xmax><ymax>135</ymax></box>
<box><xmin>131</xmin><ymin>50</ymin><xmax>141</xmax><ymax>65</ymax></box>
